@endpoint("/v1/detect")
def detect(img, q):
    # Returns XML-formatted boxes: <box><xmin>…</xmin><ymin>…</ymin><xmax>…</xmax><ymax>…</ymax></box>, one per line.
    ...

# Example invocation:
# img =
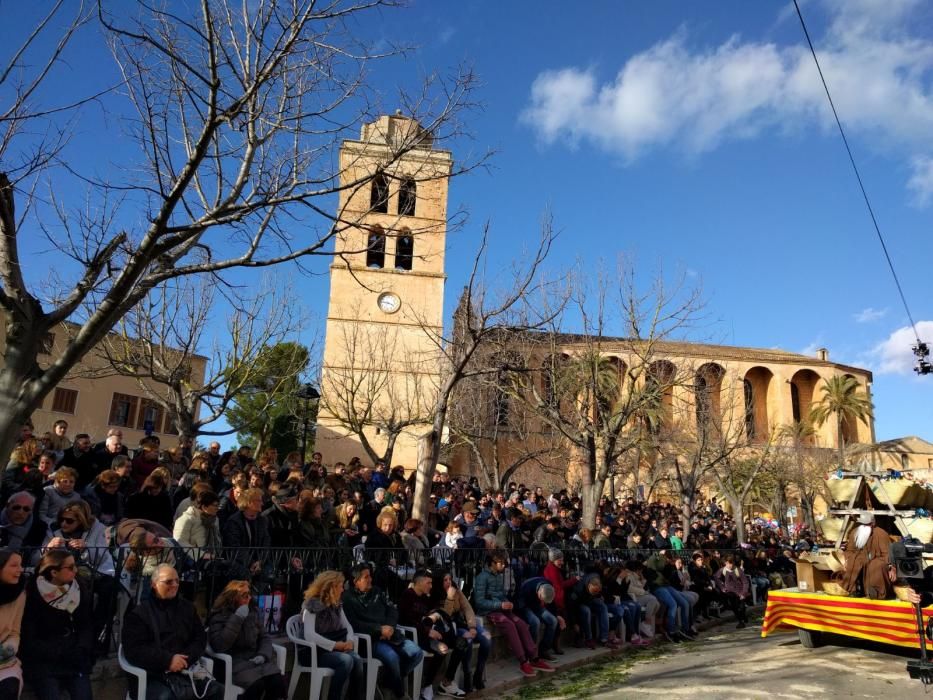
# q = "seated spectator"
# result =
<box><xmin>295</xmin><ymin>495</ymin><xmax>331</xmax><ymax>549</ymax></box>
<box><xmin>341</xmin><ymin>563</ymin><xmax>424</xmax><ymax>700</ymax></box>
<box><xmin>38</xmin><ymin>467</ymin><xmax>82</xmax><ymax>526</ymax></box>
<box><xmin>688</xmin><ymin>552</ymin><xmax>719</xmax><ymax>620</ymax></box>
<box><xmin>401</xmin><ymin>519</ymin><xmax>430</xmax><ymax>567</ymax></box>
<box><xmin>173</xmin><ymin>480</ymin><xmax>215</xmax><ymax>521</ymax></box>
<box><xmin>263</xmin><ymin>486</ymin><xmax>299</xmax><ymax>547</ymax></box>
<box><xmin>302</xmin><ymin>570</ymin><xmax>364</xmax><ymax>700</ymax></box>
<box><xmin>542</xmin><ymin>549</ymin><xmax>577</xmax><ymax>653</ymax></box>
<box><xmin>433</xmin><ymin>570</ymin><xmax>490</xmax><ymax>693</ymax></box>
<box><xmin>126</xmin><ymin>470</ymin><xmax>174</xmax><ymax>531</ymax></box>
<box><xmin>173</xmin><ymin>489</ymin><xmax>223</xmax><ymax>551</ymax></box>
<box><xmin>122</xmin><ymin>564</ymin><xmax>223</xmax><ymax>700</ymax></box>
<box><xmin>21</xmin><ymin>549</ymin><xmax>95</xmax><ymax>700</ymax></box>
<box><xmin>714</xmin><ymin>555</ymin><xmax>750</xmax><ymax>629</ymax></box>
<box><xmin>623</xmin><ymin>561</ymin><xmax>659</xmax><ymax>639</ymax></box>
<box><xmin>0</xmin><ymin>549</ymin><xmax>25</xmax><ymax>698</ymax></box>
<box><xmin>601</xmin><ymin>565</ymin><xmax>647</xmax><ymax>646</ymax></box>
<box><xmin>473</xmin><ymin>550</ymin><xmax>554</xmax><ymax>678</ymax></box>
<box><xmin>568</xmin><ymin>573</ymin><xmax>620</xmax><ymax>649</ymax></box>
<box><xmin>130</xmin><ymin>438</ymin><xmax>161</xmax><ymax>491</ymax></box>
<box><xmin>645</xmin><ymin>550</ymin><xmax>694</xmax><ymax>642</ymax></box>
<box><xmin>207</xmin><ymin>580</ymin><xmax>287</xmax><ymax>700</ymax></box>
<box><xmin>365</xmin><ymin>511</ymin><xmax>407</xmax><ymax>597</ymax></box>
<box><xmin>399</xmin><ymin>569</ymin><xmax>465</xmax><ymax>700</ymax></box>
<box><xmin>333</xmin><ymin>499</ymin><xmax>362</xmax><ymax>548</ymax></box>
<box><xmin>516</xmin><ymin>577</ymin><xmax>563</xmax><ymax>660</ymax></box>
<box><xmin>82</xmin><ymin>469</ymin><xmax>125</xmax><ymax>525</ymax></box>
<box><xmin>0</xmin><ymin>492</ymin><xmax>49</xmax><ymax>556</ymax></box>
<box><xmin>91</xmin><ymin>434</ymin><xmax>125</xmax><ymax>480</ymax></box>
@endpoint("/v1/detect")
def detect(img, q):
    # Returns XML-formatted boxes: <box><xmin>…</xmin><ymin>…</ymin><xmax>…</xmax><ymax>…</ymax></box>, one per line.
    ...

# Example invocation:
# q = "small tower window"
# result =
<box><xmin>370</xmin><ymin>174</ymin><xmax>389</xmax><ymax>214</ymax></box>
<box><xmin>398</xmin><ymin>177</ymin><xmax>417</xmax><ymax>216</ymax></box>
<box><xmin>366</xmin><ymin>228</ymin><xmax>386</xmax><ymax>268</ymax></box>
<box><xmin>395</xmin><ymin>232</ymin><xmax>414</xmax><ymax>270</ymax></box>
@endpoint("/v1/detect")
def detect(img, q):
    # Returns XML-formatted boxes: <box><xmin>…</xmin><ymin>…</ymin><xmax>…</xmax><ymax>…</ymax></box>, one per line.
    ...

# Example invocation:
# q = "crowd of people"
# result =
<box><xmin>0</xmin><ymin>418</ymin><xmax>807</xmax><ymax>699</ymax></box>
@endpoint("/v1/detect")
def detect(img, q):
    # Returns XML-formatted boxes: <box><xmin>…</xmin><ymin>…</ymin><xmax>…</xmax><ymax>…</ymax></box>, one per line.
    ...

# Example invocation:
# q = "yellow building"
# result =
<box><xmin>0</xmin><ymin>321</ymin><xmax>207</xmax><ymax>447</ymax></box>
<box><xmin>317</xmin><ymin>114</ymin><xmax>453</xmax><ymax>468</ymax></box>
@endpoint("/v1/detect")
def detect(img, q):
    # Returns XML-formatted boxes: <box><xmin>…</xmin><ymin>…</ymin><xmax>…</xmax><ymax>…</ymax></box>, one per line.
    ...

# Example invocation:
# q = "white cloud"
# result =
<box><xmin>854</xmin><ymin>307</ymin><xmax>888</xmax><ymax>323</ymax></box>
<box><xmin>908</xmin><ymin>156</ymin><xmax>933</xmax><ymax>205</ymax></box>
<box><xmin>521</xmin><ymin>0</ymin><xmax>933</xmax><ymax>186</ymax></box>
<box><xmin>871</xmin><ymin>320</ymin><xmax>933</xmax><ymax>374</ymax></box>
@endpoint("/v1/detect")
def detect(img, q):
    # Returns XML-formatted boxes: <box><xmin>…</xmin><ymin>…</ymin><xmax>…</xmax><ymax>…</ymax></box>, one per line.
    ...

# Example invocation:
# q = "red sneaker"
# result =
<box><xmin>520</xmin><ymin>661</ymin><xmax>536</xmax><ymax>677</ymax></box>
<box><xmin>531</xmin><ymin>659</ymin><xmax>555</xmax><ymax>672</ymax></box>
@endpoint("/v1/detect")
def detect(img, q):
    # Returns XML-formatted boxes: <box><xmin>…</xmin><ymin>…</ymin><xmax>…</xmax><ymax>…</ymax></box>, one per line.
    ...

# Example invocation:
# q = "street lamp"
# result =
<box><xmin>296</xmin><ymin>383</ymin><xmax>320</xmax><ymax>465</ymax></box>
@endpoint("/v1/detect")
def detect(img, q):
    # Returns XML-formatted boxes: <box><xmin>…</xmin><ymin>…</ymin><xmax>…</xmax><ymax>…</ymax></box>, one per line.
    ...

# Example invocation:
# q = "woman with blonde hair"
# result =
<box><xmin>302</xmin><ymin>571</ymin><xmax>363</xmax><ymax>700</ymax></box>
<box><xmin>207</xmin><ymin>580</ymin><xmax>286</xmax><ymax>699</ymax></box>
<box><xmin>38</xmin><ymin>467</ymin><xmax>82</xmax><ymax>525</ymax></box>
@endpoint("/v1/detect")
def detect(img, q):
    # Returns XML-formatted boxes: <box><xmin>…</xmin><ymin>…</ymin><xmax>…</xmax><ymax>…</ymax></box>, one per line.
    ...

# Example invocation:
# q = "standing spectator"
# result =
<box><xmin>341</xmin><ymin>563</ymin><xmax>424</xmax><ymax>700</ymax></box>
<box><xmin>302</xmin><ymin>571</ymin><xmax>365</xmax><ymax>700</ymax></box>
<box><xmin>222</xmin><ymin>488</ymin><xmax>271</xmax><ymax>579</ymax></box>
<box><xmin>20</xmin><ymin>549</ymin><xmax>95</xmax><ymax>700</ymax></box>
<box><xmin>670</xmin><ymin>526</ymin><xmax>686</xmax><ymax>551</ymax></box>
<box><xmin>473</xmin><ymin>550</ymin><xmax>553</xmax><ymax>678</ymax></box>
<box><xmin>47</xmin><ymin>421</ymin><xmax>71</xmax><ymax>460</ymax></box>
<box><xmin>91</xmin><ymin>435</ymin><xmax>125</xmax><ymax>479</ymax></box>
<box><xmin>0</xmin><ymin>549</ymin><xmax>25</xmax><ymax>699</ymax></box>
<box><xmin>57</xmin><ymin>435</ymin><xmax>95</xmax><ymax>492</ymax></box>
<box><xmin>37</xmin><ymin>467</ymin><xmax>82</xmax><ymax>525</ymax></box>
<box><xmin>207</xmin><ymin>580</ymin><xmax>287</xmax><ymax>700</ymax></box>
<box><xmin>126</xmin><ymin>471</ymin><xmax>174</xmax><ymax>531</ymax></box>
<box><xmin>130</xmin><ymin>438</ymin><xmax>161</xmax><ymax>491</ymax></box>
<box><xmin>263</xmin><ymin>486</ymin><xmax>299</xmax><ymax>547</ymax></box>
<box><xmin>714</xmin><ymin>555</ymin><xmax>750</xmax><ymax>629</ymax></box>
<box><xmin>173</xmin><ymin>490</ymin><xmax>223</xmax><ymax>551</ymax></box>
<box><xmin>122</xmin><ymin>564</ymin><xmax>223</xmax><ymax>700</ymax></box>
<box><xmin>359</xmin><ymin>488</ymin><xmax>387</xmax><ymax>537</ymax></box>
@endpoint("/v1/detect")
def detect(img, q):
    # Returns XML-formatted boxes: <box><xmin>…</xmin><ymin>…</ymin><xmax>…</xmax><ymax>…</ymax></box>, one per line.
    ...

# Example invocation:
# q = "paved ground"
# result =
<box><xmin>589</xmin><ymin>624</ymin><xmax>932</xmax><ymax>700</ymax></box>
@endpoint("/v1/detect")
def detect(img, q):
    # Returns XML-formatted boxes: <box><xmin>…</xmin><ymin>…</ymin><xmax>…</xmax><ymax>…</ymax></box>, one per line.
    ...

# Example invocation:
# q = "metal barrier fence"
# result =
<box><xmin>21</xmin><ymin>543</ymin><xmax>749</xmax><ymax>654</ymax></box>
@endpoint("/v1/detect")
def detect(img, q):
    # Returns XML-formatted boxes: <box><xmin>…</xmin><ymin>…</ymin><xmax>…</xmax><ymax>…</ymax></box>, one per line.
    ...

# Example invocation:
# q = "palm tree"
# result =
<box><xmin>810</xmin><ymin>375</ymin><xmax>874</xmax><ymax>466</ymax></box>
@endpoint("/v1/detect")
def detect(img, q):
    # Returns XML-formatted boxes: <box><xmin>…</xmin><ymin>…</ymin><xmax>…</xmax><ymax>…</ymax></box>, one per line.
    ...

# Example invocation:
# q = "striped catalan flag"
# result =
<box><xmin>762</xmin><ymin>589</ymin><xmax>933</xmax><ymax>649</ymax></box>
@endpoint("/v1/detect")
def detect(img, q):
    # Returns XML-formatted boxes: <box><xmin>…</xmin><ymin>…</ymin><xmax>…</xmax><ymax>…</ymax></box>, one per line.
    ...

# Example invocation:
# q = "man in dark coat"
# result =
<box><xmin>122</xmin><ymin>564</ymin><xmax>223</xmax><ymax>700</ymax></box>
<box><xmin>58</xmin><ymin>434</ymin><xmax>96</xmax><ymax>491</ymax></box>
<box><xmin>222</xmin><ymin>488</ymin><xmax>272</xmax><ymax>578</ymax></box>
<box><xmin>262</xmin><ymin>486</ymin><xmax>299</xmax><ymax>547</ymax></box>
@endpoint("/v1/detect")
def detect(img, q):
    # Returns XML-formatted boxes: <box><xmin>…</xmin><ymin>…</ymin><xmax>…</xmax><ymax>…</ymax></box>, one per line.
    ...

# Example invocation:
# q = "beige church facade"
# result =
<box><xmin>316</xmin><ymin>114</ymin><xmax>879</xmax><ymax>488</ymax></box>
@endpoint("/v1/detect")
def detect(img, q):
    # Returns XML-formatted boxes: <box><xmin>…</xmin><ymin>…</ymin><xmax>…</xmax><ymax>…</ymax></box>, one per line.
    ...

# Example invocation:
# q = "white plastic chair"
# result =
<box><xmin>286</xmin><ymin>613</ymin><xmax>334</xmax><ymax>700</ymax></box>
<box><xmin>205</xmin><ymin>641</ymin><xmax>286</xmax><ymax>700</ymax></box>
<box><xmin>118</xmin><ymin>645</ymin><xmax>214</xmax><ymax>700</ymax></box>
<box><xmin>398</xmin><ymin>624</ymin><xmax>428</xmax><ymax>700</ymax></box>
<box><xmin>351</xmin><ymin>630</ymin><xmax>384</xmax><ymax>700</ymax></box>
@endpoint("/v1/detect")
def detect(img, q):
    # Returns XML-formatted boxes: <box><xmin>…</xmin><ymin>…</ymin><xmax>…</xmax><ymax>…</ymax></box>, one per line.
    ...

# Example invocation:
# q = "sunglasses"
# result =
<box><xmin>9</xmin><ymin>505</ymin><xmax>31</xmax><ymax>513</ymax></box>
<box><xmin>60</xmin><ymin>517</ymin><xmax>78</xmax><ymax>525</ymax></box>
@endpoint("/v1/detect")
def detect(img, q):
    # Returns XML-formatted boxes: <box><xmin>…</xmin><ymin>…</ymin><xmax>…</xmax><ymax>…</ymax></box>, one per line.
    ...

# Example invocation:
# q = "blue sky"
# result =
<box><xmin>7</xmin><ymin>0</ymin><xmax>933</xmax><ymax>444</ymax></box>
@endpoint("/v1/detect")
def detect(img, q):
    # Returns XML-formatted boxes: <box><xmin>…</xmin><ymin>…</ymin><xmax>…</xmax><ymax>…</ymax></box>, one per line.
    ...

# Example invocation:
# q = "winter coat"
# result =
<box><xmin>126</xmin><ymin>490</ymin><xmax>174</xmax><ymax>531</ymax></box>
<box><xmin>543</xmin><ymin>561</ymin><xmax>577</xmax><ymax>614</ymax></box>
<box><xmin>173</xmin><ymin>505</ymin><xmax>222</xmax><ymax>550</ymax></box>
<box><xmin>82</xmin><ymin>483</ymin><xmax>124</xmax><ymax>526</ymax></box>
<box><xmin>19</xmin><ymin>577</ymin><xmax>95</xmax><ymax>678</ymax></box>
<box><xmin>37</xmin><ymin>486</ymin><xmax>82</xmax><ymax>525</ymax></box>
<box><xmin>207</xmin><ymin>606</ymin><xmax>279</xmax><ymax>688</ymax></box>
<box><xmin>472</xmin><ymin>568</ymin><xmax>508</xmax><ymax>616</ymax></box>
<box><xmin>122</xmin><ymin>595</ymin><xmax>207</xmax><ymax>674</ymax></box>
<box><xmin>495</xmin><ymin>522</ymin><xmax>528</xmax><ymax>550</ymax></box>
<box><xmin>341</xmin><ymin>586</ymin><xmax>399</xmax><ymax>641</ymax></box>
<box><xmin>439</xmin><ymin>586</ymin><xmax>478</xmax><ymax>629</ymax></box>
<box><xmin>517</xmin><ymin>576</ymin><xmax>557</xmax><ymax>615</ymax></box>
<box><xmin>45</xmin><ymin>519</ymin><xmax>115</xmax><ymax>577</ymax></box>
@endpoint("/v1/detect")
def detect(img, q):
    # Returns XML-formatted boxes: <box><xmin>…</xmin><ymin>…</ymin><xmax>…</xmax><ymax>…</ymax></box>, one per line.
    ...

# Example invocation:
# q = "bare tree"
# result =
<box><xmin>410</xmin><ymin>221</ymin><xmax>559</xmax><ymax>521</ymax></box>
<box><xmin>320</xmin><ymin>309</ymin><xmax>436</xmax><ymax>466</ymax></box>
<box><xmin>503</xmin><ymin>262</ymin><xmax>705</xmax><ymax>528</ymax></box>
<box><xmin>0</xmin><ymin>1</ymin><xmax>480</xmax><ymax>459</ymax></box>
<box><xmin>90</xmin><ymin>275</ymin><xmax>310</xmax><ymax>442</ymax></box>
<box><xmin>447</xmin><ymin>348</ymin><xmax>564</xmax><ymax>490</ymax></box>
<box><xmin>710</xmin><ymin>430</ymin><xmax>777</xmax><ymax>545</ymax></box>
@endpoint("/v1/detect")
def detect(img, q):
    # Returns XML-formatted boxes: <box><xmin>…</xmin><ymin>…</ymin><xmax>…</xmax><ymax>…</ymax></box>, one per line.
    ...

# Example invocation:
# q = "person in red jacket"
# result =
<box><xmin>542</xmin><ymin>549</ymin><xmax>577</xmax><ymax>653</ymax></box>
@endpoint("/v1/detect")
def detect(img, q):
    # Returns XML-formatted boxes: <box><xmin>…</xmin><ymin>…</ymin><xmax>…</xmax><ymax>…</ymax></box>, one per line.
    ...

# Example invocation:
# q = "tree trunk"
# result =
<box><xmin>729</xmin><ymin>495</ymin><xmax>746</xmax><ymax>544</ymax></box>
<box><xmin>413</xmin><ymin>427</ymin><xmax>439</xmax><ymax>521</ymax></box>
<box><xmin>581</xmin><ymin>481</ymin><xmax>603</xmax><ymax>529</ymax></box>
<box><xmin>382</xmin><ymin>432</ymin><xmax>398</xmax><ymax>467</ymax></box>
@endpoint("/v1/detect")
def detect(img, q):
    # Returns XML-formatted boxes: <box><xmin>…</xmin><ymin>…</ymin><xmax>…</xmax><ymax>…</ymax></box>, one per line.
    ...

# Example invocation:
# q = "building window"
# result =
<box><xmin>791</xmin><ymin>383</ymin><xmax>801</xmax><ymax>424</ymax></box>
<box><xmin>743</xmin><ymin>379</ymin><xmax>755</xmax><ymax>440</ymax></box>
<box><xmin>901</xmin><ymin>453</ymin><xmax>910</xmax><ymax>470</ymax></box>
<box><xmin>370</xmin><ymin>174</ymin><xmax>389</xmax><ymax>214</ymax></box>
<box><xmin>51</xmin><ymin>387</ymin><xmax>77</xmax><ymax>414</ymax></box>
<box><xmin>398</xmin><ymin>178</ymin><xmax>416</xmax><ymax>216</ymax></box>
<box><xmin>109</xmin><ymin>393</ymin><xmax>138</xmax><ymax>427</ymax></box>
<box><xmin>136</xmin><ymin>399</ymin><xmax>164</xmax><ymax>434</ymax></box>
<box><xmin>366</xmin><ymin>228</ymin><xmax>386</xmax><ymax>268</ymax></box>
<box><xmin>39</xmin><ymin>333</ymin><xmax>55</xmax><ymax>355</ymax></box>
<box><xmin>395</xmin><ymin>233</ymin><xmax>414</xmax><ymax>270</ymax></box>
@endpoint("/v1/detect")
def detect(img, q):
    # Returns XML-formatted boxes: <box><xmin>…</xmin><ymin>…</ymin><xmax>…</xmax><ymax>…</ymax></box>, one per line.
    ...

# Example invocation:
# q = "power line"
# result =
<box><xmin>792</xmin><ymin>0</ymin><xmax>924</xmax><ymax>351</ymax></box>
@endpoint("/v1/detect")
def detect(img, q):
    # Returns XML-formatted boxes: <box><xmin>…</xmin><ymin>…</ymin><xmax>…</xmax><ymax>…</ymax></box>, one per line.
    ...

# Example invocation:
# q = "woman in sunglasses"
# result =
<box><xmin>0</xmin><ymin>549</ymin><xmax>25</xmax><ymax>699</ymax></box>
<box><xmin>20</xmin><ymin>549</ymin><xmax>95</xmax><ymax>700</ymax></box>
<box><xmin>207</xmin><ymin>580</ymin><xmax>286</xmax><ymax>699</ymax></box>
<box><xmin>46</xmin><ymin>501</ymin><xmax>116</xmax><ymax>648</ymax></box>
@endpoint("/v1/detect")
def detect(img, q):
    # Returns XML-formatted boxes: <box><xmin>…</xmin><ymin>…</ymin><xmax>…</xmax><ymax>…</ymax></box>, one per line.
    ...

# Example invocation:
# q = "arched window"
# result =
<box><xmin>395</xmin><ymin>232</ymin><xmax>414</xmax><ymax>270</ymax></box>
<box><xmin>743</xmin><ymin>379</ymin><xmax>755</xmax><ymax>440</ymax></box>
<box><xmin>366</xmin><ymin>228</ymin><xmax>386</xmax><ymax>268</ymax></box>
<box><xmin>370</xmin><ymin>174</ymin><xmax>389</xmax><ymax>214</ymax></box>
<box><xmin>398</xmin><ymin>177</ymin><xmax>416</xmax><ymax>216</ymax></box>
<box><xmin>791</xmin><ymin>383</ymin><xmax>801</xmax><ymax>423</ymax></box>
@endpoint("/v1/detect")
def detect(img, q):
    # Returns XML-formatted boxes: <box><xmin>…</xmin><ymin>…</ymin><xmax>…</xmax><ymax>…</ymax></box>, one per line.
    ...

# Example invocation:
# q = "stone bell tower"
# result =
<box><xmin>316</xmin><ymin>114</ymin><xmax>453</xmax><ymax>469</ymax></box>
